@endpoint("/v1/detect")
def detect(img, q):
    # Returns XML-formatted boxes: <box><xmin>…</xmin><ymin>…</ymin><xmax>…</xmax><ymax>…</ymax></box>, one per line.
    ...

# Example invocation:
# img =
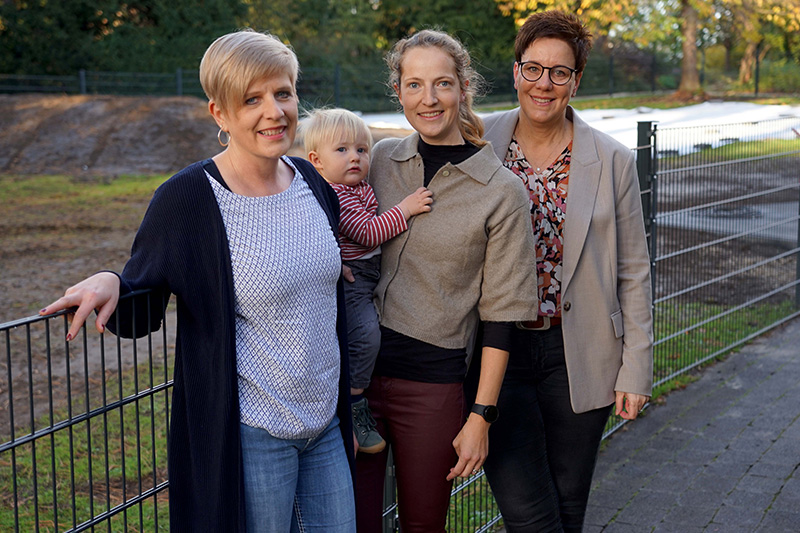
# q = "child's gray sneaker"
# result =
<box><xmin>351</xmin><ymin>398</ymin><xmax>386</xmax><ymax>454</ymax></box>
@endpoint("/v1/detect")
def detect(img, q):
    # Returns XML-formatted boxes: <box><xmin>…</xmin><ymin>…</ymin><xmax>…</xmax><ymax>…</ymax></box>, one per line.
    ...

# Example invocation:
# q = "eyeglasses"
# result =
<box><xmin>517</xmin><ymin>61</ymin><xmax>577</xmax><ymax>86</ymax></box>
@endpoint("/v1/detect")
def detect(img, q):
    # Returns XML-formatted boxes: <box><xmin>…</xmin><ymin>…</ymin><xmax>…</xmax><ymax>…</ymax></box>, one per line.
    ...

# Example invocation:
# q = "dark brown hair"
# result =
<box><xmin>514</xmin><ymin>10</ymin><xmax>593</xmax><ymax>73</ymax></box>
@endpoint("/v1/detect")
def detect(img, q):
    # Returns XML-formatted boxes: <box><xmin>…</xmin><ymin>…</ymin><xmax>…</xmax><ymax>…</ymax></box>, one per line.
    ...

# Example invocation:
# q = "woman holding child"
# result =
<box><xmin>41</xmin><ymin>30</ymin><xmax>356</xmax><ymax>532</ymax></box>
<box><xmin>478</xmin><ymin>10</ymin><xmax>654</xmax><ymax>532</ymax></box>
<box><xmin>354</xmin><ymin>30</ymin><xmax>539</xmax><ymax>532</ymax></box>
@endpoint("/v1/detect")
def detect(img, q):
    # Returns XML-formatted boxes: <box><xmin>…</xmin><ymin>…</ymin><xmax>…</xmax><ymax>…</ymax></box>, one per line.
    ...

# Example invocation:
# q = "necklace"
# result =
<box><xmin>533</xmin><ymin>128</ymin><xmax>568</xmax><ymax>173</ymax></box>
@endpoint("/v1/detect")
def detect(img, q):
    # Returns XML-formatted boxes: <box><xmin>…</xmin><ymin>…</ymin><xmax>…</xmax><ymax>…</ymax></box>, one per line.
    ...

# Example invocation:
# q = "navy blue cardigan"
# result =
<box><xmin>108</xmin><ymin>157</ymin><xmax>353</xmax><ymax>532</ymax></box>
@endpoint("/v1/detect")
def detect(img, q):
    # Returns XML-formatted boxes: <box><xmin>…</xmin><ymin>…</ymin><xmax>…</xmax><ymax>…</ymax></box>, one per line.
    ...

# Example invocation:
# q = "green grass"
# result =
<box><xmin>0</xmin><ymin>361</ymin><xmax>172</xmax><ymax>532</ymax></box>
<box><xmin>685</xmin><ymin>138</ymin><xmax>800</xmax><ymax>162</ymax></box>
<box><xmin>652</xmin><ymin>299</ymin><xmax>796</xmax><ymax>391</ymax></box>
<box><xmin>477</xmin><ymin>93</ymin><xmax>800</xmax><ymax>113</ymax></box>
<box><xmin>0</xmin><ymin>174</ymin><xmax>167</xmax><ymax>206</ymax></box>
<box><xmin>448</xmin><ymin>474</ymin><xmax>503</xmax><ymax>532</ymax></box>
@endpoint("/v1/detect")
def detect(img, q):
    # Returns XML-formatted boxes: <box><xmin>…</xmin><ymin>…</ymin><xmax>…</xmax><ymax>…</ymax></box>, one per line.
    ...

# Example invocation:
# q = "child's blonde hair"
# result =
<box><xmin>302</xmin><ymin>108</ymin><xmax>373</xmax><ymax>154</ymax></box>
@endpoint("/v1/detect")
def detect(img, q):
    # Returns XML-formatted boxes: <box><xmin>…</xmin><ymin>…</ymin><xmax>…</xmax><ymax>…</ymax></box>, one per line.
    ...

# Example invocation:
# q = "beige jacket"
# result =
<box><xmin>369</xmin><ymin>133</ymin><xmax>539</xmax><ymax>350</ymax></box>
<box><xmin>483</xmin><ymin>106</ymin><xmax>654</xmax><ymax>413</ymax></box>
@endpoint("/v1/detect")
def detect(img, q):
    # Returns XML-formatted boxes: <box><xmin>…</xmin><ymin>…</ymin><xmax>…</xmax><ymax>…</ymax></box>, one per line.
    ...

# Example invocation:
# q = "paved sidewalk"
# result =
<box><xmin>584</xmin><ymin>317</ymin><xmax>800</xmax><ymax>532</ymax></box>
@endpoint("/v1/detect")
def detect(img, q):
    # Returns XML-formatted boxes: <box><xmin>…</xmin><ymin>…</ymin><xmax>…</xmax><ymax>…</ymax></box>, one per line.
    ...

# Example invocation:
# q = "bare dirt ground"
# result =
<box><xmin>0</xmin><ymin>93</ymin><xmax>410</xmax><ymax>321</ymax></box>
<box><xmin>0</xmin><ymin>94</ymin><xmax>410</xmax><ymax>435</ymax></box>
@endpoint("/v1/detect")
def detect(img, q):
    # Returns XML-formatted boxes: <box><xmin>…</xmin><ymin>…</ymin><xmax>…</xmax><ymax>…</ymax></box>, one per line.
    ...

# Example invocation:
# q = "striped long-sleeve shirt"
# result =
<box><xmin>331</xmin><ymin>181</ymin><xmax>408</xmax><ymax>261</ymax></box>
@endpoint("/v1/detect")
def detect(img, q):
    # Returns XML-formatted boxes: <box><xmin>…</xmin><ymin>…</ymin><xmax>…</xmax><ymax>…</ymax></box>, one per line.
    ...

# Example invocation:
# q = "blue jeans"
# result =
<box><xmin>240</xmin><ymin>416</ymin><xmax>356</xmax><ymax>532</ymax></box>
<box><xmin>343</xmin><ymin>256</ymin><xmax>381</xmax><ymax>389</ymax></box>
<box><xmin>483</xmin><ymin>326</ymin><xmax>612</xmax><ymax>533</ymax></box>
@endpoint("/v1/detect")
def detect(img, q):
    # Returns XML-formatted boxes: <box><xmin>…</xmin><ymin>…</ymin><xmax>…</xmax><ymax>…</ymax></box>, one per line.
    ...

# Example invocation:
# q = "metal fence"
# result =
<box><xmin>2</xmin><ymin>116</ymin><xmax>799</xmax><ymax>531</ymax></box>
<box><xmin>0</xmin><ymin>49</ymin><xmax>676</xmax><ymax>112</ymax></box>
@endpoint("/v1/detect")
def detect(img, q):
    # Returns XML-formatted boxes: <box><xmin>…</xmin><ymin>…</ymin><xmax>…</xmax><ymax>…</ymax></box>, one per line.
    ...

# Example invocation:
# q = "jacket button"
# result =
<box><xmin>442</xmin><ymin>170</ymin><xmax>450</xmax><ymax>177</ymax></box>
<box><xmin>563</xmin><ymin>301</ymin><xmax>572</xmax><ymax>311</ymax></box>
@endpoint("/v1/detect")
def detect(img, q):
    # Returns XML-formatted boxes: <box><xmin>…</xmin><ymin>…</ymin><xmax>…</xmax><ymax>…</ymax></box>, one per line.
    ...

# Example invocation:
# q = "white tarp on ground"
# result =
<box><xmin>362</xmin><ymin>101</ymin><xmax>800</xmax><ymax>154</ymax></box>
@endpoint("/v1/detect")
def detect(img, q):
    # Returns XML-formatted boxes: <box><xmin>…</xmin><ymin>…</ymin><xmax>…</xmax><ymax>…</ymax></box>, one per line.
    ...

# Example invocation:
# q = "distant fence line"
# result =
<box><xmin>0</xmin><ymin>50</ymin><xmax>678</xmax><ymax>112</ymax></box>
<box><xmin>2</xmin><ymin>116</ymin><xmax>799</xmax><ymax>531</ymax></box>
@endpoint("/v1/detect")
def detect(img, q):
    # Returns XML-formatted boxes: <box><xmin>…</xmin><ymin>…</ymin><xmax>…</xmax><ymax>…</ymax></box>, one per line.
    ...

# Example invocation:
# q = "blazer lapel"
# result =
<box><xmin>562</xmin><ymin>107</ymin><xmax>602</xmax><ymax>294</ymax></box>
<box><xmin>483</xmin><ymin>108</ymin><xmax>520</xmax><ymax>162</ymax></box>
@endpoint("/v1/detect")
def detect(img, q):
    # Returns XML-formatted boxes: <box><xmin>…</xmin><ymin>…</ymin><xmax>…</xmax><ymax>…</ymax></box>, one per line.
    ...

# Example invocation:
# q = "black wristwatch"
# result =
<box><xmin>471</xmin><ymin>403</ymin><xmax>499</xmax><ymax>423</ymax></box>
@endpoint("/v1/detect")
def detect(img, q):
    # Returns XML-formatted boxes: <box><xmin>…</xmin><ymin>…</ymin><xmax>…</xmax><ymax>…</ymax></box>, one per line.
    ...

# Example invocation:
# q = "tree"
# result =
<box><xmin>723</xmin><ymin>0</ymin><xmax>800</xmax><ymax>84</ymax></box>
<box><xmin>0</xmin><ymin>0</ymin><xmax>245</xmax><ymax>74</ymax></box>
<box><xmin>0</xmin><ymin>0</ymin><xmax>113</xmax><ymax>74</ymax></box>
<box><xmin>676</xmin><ymin>0</ymin><xmax>701</xmax><ymax>95</ymax></box>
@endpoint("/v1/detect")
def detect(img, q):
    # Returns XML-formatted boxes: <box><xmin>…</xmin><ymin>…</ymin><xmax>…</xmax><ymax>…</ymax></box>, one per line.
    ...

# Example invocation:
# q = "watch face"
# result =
<box><xmin>484</xmin><ymin>405</ymin><xmax>499</xmax><ymax>423</ymax></box>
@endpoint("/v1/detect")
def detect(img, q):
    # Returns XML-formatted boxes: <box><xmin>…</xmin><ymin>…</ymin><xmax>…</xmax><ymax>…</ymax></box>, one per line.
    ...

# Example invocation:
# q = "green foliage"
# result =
<box><xmin>754</xmin><ymin>58</ymin><xmax>800</xmax><ymax>93</ymax></box>
<box><xmin>0</xmin><ymin>0</ymin><xmax>245</xmax><ymax>74</ymax></box>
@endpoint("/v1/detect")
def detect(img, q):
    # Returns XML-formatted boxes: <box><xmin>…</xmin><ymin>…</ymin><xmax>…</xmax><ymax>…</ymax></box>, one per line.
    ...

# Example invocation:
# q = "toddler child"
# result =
<box><xmin>303</xmin><ymin>108</ymin><xmax>432</xmax><ymax>453</ymax></box>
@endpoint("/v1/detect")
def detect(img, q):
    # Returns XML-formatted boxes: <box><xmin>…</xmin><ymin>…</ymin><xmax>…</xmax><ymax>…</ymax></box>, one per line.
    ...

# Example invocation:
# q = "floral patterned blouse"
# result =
<box><xmin>503</xmin><ymin>136</ymin><xmax>572</xmax><ymax>317</ymax></box>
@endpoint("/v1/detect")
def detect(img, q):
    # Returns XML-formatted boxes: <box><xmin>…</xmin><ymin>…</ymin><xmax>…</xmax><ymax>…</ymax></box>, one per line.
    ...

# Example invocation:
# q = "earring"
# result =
<box><xmin>217</xmin><ymin>128</ymin><xmax>230</xmax><ymax>147</ymax></box>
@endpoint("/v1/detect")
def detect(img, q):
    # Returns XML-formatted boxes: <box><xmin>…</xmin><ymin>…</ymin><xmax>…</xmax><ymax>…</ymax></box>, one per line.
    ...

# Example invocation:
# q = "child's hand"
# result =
<box><xmin>399</xmin><ymin>187</ymin><xmax>433</xmax><ymax>218</ymax></box>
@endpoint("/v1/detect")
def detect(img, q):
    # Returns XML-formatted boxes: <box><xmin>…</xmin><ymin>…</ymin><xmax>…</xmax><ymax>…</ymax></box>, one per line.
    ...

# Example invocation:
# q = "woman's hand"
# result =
<box><xmin>615</xmin><ymin>391</ymin><xmax>649</xmax><ymax>420</ymax></box>
<box><xmin>39</xmin><ymin>272</ymin><xmax>121</xmax><ymax>341</ymax></box>
<box><xmin>447</xmin><ymin>413</ymin><xmax>489</xmax><ymax>480</ymax></box>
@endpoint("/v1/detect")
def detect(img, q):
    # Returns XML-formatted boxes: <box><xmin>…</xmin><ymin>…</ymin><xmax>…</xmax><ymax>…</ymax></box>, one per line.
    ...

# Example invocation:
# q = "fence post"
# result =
<box><xmin>754</xmin><ymin>42</ymin><xmax>761</xmax><ymax>97</ymax></box>
<box><xmin>651</xmin><ymin>53</ymin><xmax>657</xmax><ymax>92</ymax></box>
<box><xmin>608</xmin><ymin>52</ymin><xmax>614</xmax><ymax>96</ymax></box>
<box><xmin>79</xmin><ymin>69</ymin><xmax>87</xmax><ymax>94</ymax></box>
<box><xmin>334</xmin><ymin>64</ymin><xmax>341</xmax><ymax>107</ymax></box>
<box><xmin>637</xmin><ymin>121</ymin><xmax>658</xmax><ymax>306</ymax></box>
<box><xmin>176</xmin><ymin>68</ymin><xmax>183</xmax><ymax>96</ymax></box>
<box><xmin>796</xmin><ymin>199</ymin><xmax>800</xmax><ymax>309</ymax></box>
<box><xmin>637</xmin><ymin>121</ymin><xmax>653</xmax><ymax>233</ymax></box>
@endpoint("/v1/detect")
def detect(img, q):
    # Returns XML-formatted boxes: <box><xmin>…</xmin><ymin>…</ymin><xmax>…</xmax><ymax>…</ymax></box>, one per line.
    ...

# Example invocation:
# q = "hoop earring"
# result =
<box><xmin>217</xmin><ymin>128</ymin><xmax>230</xmax><ymax>147</ymax></box>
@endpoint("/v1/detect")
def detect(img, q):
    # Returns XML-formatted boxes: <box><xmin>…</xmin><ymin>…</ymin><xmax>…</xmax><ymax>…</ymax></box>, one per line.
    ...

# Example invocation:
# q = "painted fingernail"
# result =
<box><xmin>66</xmin><ymin>333</ymin><xmax>73</xmax><ymax>341</ymax></box>
<box><xmin>40</xmin><ymin>308</ymin><xmax>47</xmax><ymax>314</ymax></box>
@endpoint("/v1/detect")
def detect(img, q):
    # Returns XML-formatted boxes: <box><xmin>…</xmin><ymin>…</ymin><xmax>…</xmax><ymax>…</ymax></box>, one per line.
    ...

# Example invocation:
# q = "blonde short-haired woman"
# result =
<box><xmin>42</xmin><ymin>29</ymin><xmax>356</xmax><ymax>532</ymax></box>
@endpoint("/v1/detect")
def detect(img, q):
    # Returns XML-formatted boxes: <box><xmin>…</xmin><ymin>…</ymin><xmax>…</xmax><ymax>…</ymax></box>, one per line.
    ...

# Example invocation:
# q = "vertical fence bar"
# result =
<box><xmin>649</xmin><ymin>123</ymin><xmax>659</xmax><ymax>313</ymax></box>
<box><xmin>754</xmin><ymin>42</ymin><xmax>761</xmax><ymax>97</ymax></box>
<box><xmin>6</xmin><ymin>328</ymin><xmax>20</xmax><ymax>532</ymax></box>
<box><xmin>26</xmin><ymin>323</ymin><xmax>40</xmax><ymax>532</ymax></box>
<box><xmin>176</xmin><ymin>68</ymin><xmax>183</xmax><ymax>97</ymax></box>
<box><xmin>117</xmin><ymin>307</ymin><xmax>127</xmax><ymax>531</ymax></box>
<box><xmin>650</xmin><ymin>53</ymin><xmax>657</xmax><ymax>92</ymax></box>
<box><xmin>101</xmin><ymin>325</ymin><xmax>111</xmax><ymax>533</ymax></box>
<box><xmin>608</xmin><ymin>52</ymin><xmax>614</xmax><ymax>96</ymax></box>
<box><xmin>79</xmin><ymin>70</ymin><xmax>87</xmax><ymax>94</ymax></box>
<box><xmin>83</xmin><ymin>322</ymin><xmax>96</xmax><ymax>531</ymax></box>
<box><xmin>45</xmin><ymin>320</ymin><xmax>59</xmax><ymax>531</ymax></box>
<box><xmin>67</xmin><ymin>327</ymin><xmax>78</xmax><ymax>531</ymax></box>
<box><xmin>796</xmin><ymin>199</ymin><xmax>800</xmax><ymax>309</ymax></box>
<box><xmin>637</xmin><ymin>121</ymin><xmax>653</xmax><ymax>235</ymax></box>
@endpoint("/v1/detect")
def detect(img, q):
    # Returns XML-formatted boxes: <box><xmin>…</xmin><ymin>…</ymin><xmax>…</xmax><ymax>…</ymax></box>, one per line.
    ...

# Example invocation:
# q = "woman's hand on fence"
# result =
<box><xmin>39</xmin><ymin>272</ymin><xmax>121</xmax><ymax>341</ymax></box>
<box><xmin>447</xmin><ymin>414</ymin><xmax>489</xmax><ymax>480</ymax></box>
<box><xmin>615</xmin><ymin>391</ymin><xmax>649</xmax><ymax>420</ymax></box>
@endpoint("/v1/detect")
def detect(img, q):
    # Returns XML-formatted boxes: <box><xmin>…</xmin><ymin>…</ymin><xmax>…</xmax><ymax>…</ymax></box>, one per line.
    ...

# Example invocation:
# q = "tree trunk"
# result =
<box><xmin>738</xmin><ymin>42</ymin><xmax>757</xmax><ymax>84</ymax></box>
<box><xmin>736</xmin><ymin>6</ymin><xmax>758</xmax><ymax>85</ymax></box>
<box><xmin>677</xmin><ymin>0</ymin><xmax>700</xmax><ymax>96</ymax></box>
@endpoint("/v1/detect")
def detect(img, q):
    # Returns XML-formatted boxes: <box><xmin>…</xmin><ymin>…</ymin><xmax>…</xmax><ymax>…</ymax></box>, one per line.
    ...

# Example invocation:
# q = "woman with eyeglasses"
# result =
<box><xmin>476</xmin><ymin>10</ymin><xmax>654</xmax><ymax>532</ymax></box>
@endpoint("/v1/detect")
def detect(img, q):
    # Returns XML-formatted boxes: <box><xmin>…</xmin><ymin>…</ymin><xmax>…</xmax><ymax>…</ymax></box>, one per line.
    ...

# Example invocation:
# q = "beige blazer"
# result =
<box><xmin>483</xmin><ymin>106</ymin><xmax>654</xmax><ymax>413</ymax></box>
